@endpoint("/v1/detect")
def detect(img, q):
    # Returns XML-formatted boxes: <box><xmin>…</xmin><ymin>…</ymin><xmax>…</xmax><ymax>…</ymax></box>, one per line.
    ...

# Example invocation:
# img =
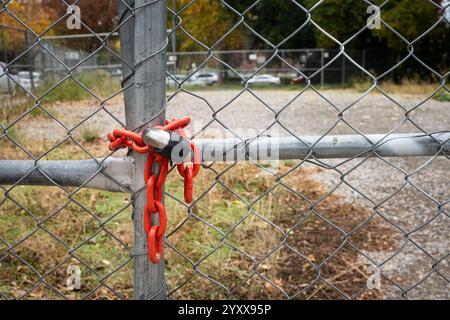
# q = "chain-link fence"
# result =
<box><xmin>1</xmin><ymin>0</ymin><xmax>449</xmax><ymax>300</ymax></box>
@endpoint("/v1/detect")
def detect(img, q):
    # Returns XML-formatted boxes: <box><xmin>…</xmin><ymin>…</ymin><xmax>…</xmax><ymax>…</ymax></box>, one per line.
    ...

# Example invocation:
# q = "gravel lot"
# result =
<box><xmin>16</xmin><ymin>88</ymin><xmax>450</xmax><ymax>299</ymax></box>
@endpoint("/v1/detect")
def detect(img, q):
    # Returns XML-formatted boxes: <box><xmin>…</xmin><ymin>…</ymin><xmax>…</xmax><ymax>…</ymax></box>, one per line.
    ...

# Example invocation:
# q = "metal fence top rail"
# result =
<box><xmin>169</xmin><ymin>48</ymin><xmax>340</xmax><ymax>55</ymax></box>
<box><xmin>41</xmin><ymin>32</ymin><xmax>119</xmax><ymax>40</ymax></box>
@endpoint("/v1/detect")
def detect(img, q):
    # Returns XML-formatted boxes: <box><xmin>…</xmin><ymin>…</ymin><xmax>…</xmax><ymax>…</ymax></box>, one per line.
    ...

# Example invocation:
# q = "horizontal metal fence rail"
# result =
<box><xmin>1</xmin><ymin>132</ymin><xmax>449</xmax><ymax>192</ymax></box>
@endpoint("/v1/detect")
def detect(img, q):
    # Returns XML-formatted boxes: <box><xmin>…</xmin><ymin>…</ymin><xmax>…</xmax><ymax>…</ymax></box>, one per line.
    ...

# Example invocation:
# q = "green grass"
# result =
<box><xmin>434</xmin><ymin>88</ymin><xmax>450</xmax><ymax>102</ymax></box>
<box><xmin>76</xmin><ymin>126</ymin><xmax>102</xmax><ymax>144</ymax></box>
<box><xmin>37</xmin><ymin>71</ymin><xmax>120</xmax><ymax>104</ymax></box>
<box><xmin>0</xmin><ymin>185</ymin><xmax>132</xmax><ymax>299</ymax></box>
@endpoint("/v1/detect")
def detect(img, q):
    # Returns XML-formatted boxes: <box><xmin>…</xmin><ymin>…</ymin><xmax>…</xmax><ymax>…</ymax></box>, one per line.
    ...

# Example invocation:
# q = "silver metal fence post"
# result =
<box><xmin>118</xmin><ymin>0</ymin><xmax>167</xmax><ymax>300</ymax></box>
<box><xmin>24</xmin><ymin>31</ymin><xmax>35</xmax><ymax>91</ymax></box>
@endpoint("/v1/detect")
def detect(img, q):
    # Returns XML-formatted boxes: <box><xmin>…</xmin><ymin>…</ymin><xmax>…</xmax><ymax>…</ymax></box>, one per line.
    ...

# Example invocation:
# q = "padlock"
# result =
<box><xmin>142</xmin><ymin>127</ymin><xmax>191</xmax><ymax>164</ymax></box>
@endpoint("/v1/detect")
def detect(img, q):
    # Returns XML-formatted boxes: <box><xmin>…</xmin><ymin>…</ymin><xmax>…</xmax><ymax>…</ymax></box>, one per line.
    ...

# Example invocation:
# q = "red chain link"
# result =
<box><xmin>107</xmin><ymin>117</ymin><xmax>199</xmax><ymax>263</ymax></box>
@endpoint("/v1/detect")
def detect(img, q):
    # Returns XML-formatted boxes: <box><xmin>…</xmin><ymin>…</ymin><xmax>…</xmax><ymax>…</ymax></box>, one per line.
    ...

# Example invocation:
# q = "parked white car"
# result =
<box><xmin>111</xmin><ymin>68</ymin><xmax>123</xmax><ymax>80</ymax></box>
<box><xmin>0</xmin><ymin>62</ymin><xmax>17</xmax><ymax>94</ymax></box>
<box><xmin>166</xmin><ymin>74</ymin><xmax>186</xmax><ymax>87</ymax></box>
<box><xmin>17</xmin><ymin>71</ymin><xmax>41</xmax><ymax>90</ymax></box>
<box><xmin>247</xmin><ymin>74</ymin><xmax>281</xmax><ymax>85</ymax></box>
<box><xmin>187</xmin><ymin>72</ymin><xmax>218</xmax><ymax>86</ymax></box>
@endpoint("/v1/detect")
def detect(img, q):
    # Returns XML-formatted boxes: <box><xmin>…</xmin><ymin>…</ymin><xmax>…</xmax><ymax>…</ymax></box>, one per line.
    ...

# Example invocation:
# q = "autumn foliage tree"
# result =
<box><xmin>41</xmin><ymin>0</ymin><xmax>118</xmax><ymax>35</ymax></box>
<box><xmin>40</xmin><ymin>0</ymin><xmax>118</xmax><ymax>52</ymax></box>
<box><xmin>174</xmin><ymin>0</ymin><xmax>246</xmax><ymax>51</ymax></box>
<box><xmin>0</xmin><ymin>0</ymin><xmax>53</xmax><ymax>52</ymax></box>
<box><xmin>1</xmin><ymin>0</ymin><xmax>118</xmax><ymax>56</ymax></box>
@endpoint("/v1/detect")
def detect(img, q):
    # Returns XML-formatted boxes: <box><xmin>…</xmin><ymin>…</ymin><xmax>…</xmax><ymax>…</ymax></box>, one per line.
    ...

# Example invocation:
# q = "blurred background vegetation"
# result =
<box><xmin>0</xmin><ymin>0</ymin><xmax>448</xmax><ymax>80</ymax></box>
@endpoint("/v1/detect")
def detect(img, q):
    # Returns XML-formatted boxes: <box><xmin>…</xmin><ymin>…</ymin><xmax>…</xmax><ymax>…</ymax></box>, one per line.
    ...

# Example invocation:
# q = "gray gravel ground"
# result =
<box><xmin>16</xmin><ymin>88</ymin><xmax>450</xmax><ymax>299</ymax></box>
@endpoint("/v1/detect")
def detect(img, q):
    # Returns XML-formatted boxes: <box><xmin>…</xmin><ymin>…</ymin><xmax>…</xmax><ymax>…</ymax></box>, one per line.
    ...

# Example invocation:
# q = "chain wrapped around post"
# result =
<box><xmin>106</xmin><ymin>116</ymin><xmax>200</xmax><ymax>263</ymax></box>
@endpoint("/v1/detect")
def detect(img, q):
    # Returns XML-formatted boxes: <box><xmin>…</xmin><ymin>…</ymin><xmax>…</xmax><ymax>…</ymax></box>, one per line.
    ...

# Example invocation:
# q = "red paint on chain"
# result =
<box><xmin>107</xmin><ymin>117</ymin><xmax>198</xmax><ymax>263</ymax></box>
<box><xmin>184</xmin><ymin>166</ymin><xmax>193</xmax><ymax>204</ymax></box>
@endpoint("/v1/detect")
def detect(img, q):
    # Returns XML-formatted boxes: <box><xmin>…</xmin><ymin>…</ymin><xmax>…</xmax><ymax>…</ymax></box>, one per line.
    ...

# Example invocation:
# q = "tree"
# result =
<box><xmin>302</xmin><ymin>0</ymin><xmax>381</xmax><ymax>49</ymax></box>
<box><xmin>175</xmin><ymin>0</ymin><xmax>246</xmax><ymax>51</ymax></box>
<box><xmin>0</xmin><ymin>0</ymin><xmax>53</xmax><ymax>53</ymax></box>
<box><xmin>41</xmin><ymin>0</ymin><xmax>118</xmax><ymax>34</ymax></box>
<box><xmin>373</xmin><ymin>0</ymin><xmax>450</xmax><ymax>76</ymax></box>
<box><xmin>374</xmin><ymin>0</ymin><xmax>443</xmax><ymax>46</ymax></box>
<box><xmin>225</xmin><ymin>0</ymin><xmax>316</xmax><ymax>49</ymax></box>
<box><xmin>40</xmin><ymin>0</ymin><xmax>118</xmax><ymax>51</ymax></box>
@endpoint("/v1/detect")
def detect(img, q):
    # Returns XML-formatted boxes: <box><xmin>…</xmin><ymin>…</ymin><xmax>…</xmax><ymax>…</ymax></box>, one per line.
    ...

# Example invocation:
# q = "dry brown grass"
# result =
<box><xmin>351</xmin><ymin>78</ymin><xmax>450</xmax><ymax>101</ymax></box>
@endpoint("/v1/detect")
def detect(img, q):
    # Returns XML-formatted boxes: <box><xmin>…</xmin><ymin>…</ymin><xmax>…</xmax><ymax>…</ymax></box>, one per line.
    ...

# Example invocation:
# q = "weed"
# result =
<box><xmin>77</xmin><ymin>126</ymin><xmax>102</xmax><ymax>143</ymax></box>
<box><xmin>433</xmin><ymin>88</ymin><xmax>450</xmax><ymax>102</ymax></box>
<box><xmin>38</xmin><ymin>71</ymin><xmax>121</xmax><ymax>104</ymax></box>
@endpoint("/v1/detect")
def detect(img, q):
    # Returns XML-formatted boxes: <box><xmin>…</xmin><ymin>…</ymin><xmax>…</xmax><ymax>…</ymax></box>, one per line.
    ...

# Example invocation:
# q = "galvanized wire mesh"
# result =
<box><xmin>1</xmin><ymin>0</ymin><xmax>450</xmax><ymax>300</ymax></box>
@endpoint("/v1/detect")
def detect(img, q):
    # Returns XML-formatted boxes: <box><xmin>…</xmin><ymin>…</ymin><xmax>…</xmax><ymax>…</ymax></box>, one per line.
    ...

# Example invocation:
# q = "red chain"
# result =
<box><xmin>107</xmin><ymin>117</ymin><xmax>200</xmax><ymax>263</ymax></box>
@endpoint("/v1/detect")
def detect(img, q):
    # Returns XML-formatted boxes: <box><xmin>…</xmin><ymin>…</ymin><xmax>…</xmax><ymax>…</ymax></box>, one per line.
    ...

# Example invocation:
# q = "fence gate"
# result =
<box><xmin>0</xmin><ymin>0</ymin><xmax>449</xmax><ymax>300</ymax></box>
